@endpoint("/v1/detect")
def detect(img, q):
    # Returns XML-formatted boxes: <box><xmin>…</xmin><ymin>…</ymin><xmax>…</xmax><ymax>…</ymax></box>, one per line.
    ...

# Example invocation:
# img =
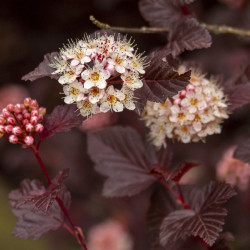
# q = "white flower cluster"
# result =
<box><xmin>50</xmin><ymin>34</ymin><xmax>145</xmax><ymax>116</ymax></box>
<box><xmin>142</xmin><ymin>66</ymin><xmax>229</xmax><ymax>147</ymax></box>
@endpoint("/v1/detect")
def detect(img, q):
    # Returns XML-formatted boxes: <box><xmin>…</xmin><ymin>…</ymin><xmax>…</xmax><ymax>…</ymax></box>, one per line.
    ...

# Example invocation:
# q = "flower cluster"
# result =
<box><xmin>217</xmin><ymin>146</ymin><xmax>250</xmax><ymax>191</ymax></box>
<box><xmin>0</xmin><ymin>98</ymin><xmax>46</xmax><ymax>146</ymax></box>
<box><xmin>142</xmin><ymin>66</ymin><xmax>229</xmax><ymax>147</ymax></box>
<box><xmin>87</xmin><ymin>220</ymin><xmax>133</xmax><ymax>250</ymax></box>
<box><xmin>50</xmin><ymin>34</ymin><xmax>146</xmax><ymax>117</ymax></box>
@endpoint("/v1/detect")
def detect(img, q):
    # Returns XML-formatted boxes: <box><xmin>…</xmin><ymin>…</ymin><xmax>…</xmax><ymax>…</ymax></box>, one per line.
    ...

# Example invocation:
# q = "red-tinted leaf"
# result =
<box><xmin>139</xmin><ymin>0</ymin><xmax>186</xmax><ymax>29</ymax></box>
<box><xmin>160</xmin><ymin>182</ymin><xmax>236</xmax><ymax>247</ymax></box>
<box><xmin>40</xmin><ymin>104</ymin><xmax>85</xmax><ymax>141</ymax></box>
<box><xmin>15</xmin><ymin>169</ymin><xmax>69</xmax><ymax>214</ymax></box>
<box><xmin>22</xmin><ymin>52</ymin><xmax>59</xmax><ymax>82</ymax></box>
<box><xmin>135</xmin><ymin>50</ymin><xmax>190</xmax><ymax>113</ymax></box>
<box><xmin>224</xmin><ymin>60</ymin><xmax>250</xmax><ymax>111</ymax></box>
<box><xmin>171</xmin><ymin>163</ymin><xmax>199</xmax><ymax>182</ymax></box>
<box><xmin>147</xmin><ymin>186</ymin><xmax>178</xmax><ymax>250</ymax></box>
<box><xmin>87</xmin><ymin>126</ymin><xmax>157</xmax><ymax>197</ymax></box>
<box><xmin>167</xmin><ymin>18</ymin><xmax>212</xmax><ymax>56</ymax></box>
<box><xmin>234</xmin><ymin>137</ymin><xmax>250</xmax><ymax>164</ymax></box>
<box><xmin>9</xmin><ymin>179</ymin><xmax>71</xmax><ymax>240</ymax></box>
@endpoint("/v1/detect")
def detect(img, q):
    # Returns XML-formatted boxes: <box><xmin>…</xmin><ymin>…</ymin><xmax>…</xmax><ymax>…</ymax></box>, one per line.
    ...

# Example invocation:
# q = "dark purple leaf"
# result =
<box><xmin>167</xmin><ymin>18</ymin><xmax>212</xmax><ymax>56</ymax></box>
<box><xmin>224</xmin><ymin>60</ymin><xmax>250</xmax><ymax>111</ymax></box>
<box><xmin>160</xmin><ymin>182</ymin><xmax>236</xmax><ymax>247</ymax></box>
<box><xmin>40</xmin><ymin>104</ymin><xmax>85</xmax><ymax>141</ymax></box>
<box><xmin>139</xmin><ymin>0</ymin><xmax>186</xmax><ymax>29</ymax></box>
<box><xmin>15</xmin><ymin>169</ymin><xmax>69</xmax><ymax>214</ymax></box>
<box><xmin>171</xmin><ymin>163</ymin><xmax>199</xmax><ymax>182</ymax></box>
<box><xmin>22</xmin><ymin>52</ymin><xmax>59</xmax><ymax>82</ymax></box>
<box><xmin>234</xmin><ymin>137</ymin><xmax>250</xmax><ymax>164</ymax></box>
<box><xmin>9</xmin><ymin>179</ymin><xmax>71</xmax><ymax>240</ymax></box>
<box><xmin>87</xmin><ymin>126</ymin><xmax>157</xmax><ymax>197</ymax></box>
<box><xmin>135</xmin><ymin>50</ymin><xmax>190</xmax><ymax>113</ymax></box>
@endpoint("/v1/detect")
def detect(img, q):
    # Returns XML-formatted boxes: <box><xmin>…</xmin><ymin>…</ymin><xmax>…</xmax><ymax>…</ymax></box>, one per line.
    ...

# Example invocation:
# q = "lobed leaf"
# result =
<box><xmin>167</xmin><ymin>18</ymin><xmax>212</xmax><ymax>56</ymax></box>
<box><xmin>160</xmin><ymin>181</ymin><xmax>236</xmax><ymax>247</ymax></box>
<box><xmin>40</xmin><ymin>104</ymin><xmax>85</xmax><ymax>141</ymax></box>
<box><xmin>87</xmin><ymin>126</ymin><xmax>157</xmax><ymax>197</ymax></box>
<box><xmin>9</xmin><ymin>179</ymin><xmax>71</xmax><ymax>240</ymax></box>
<box><xmin>135</xmin><ymin>50</ymin><xmax>190</xmax><ymax>113</ymax></box>
<box><xmin>22</xmin><ymin>52</ymin><xmax>59</xmax><ymax>82</ymax></box>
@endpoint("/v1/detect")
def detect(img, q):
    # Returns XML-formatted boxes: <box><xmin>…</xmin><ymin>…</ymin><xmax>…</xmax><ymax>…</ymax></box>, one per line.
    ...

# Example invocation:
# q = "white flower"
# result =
<box><xmin>81</xmin><ymin>63</ymin><xmax>110</xmax><ymax>89</ymax></box>
<box><xmin>70</xmin><ymin>47</ymin><xmax>91</xmax><ymax>67</ymax></box>
<box><xmin>63</xmin><ymin>81</ymin><xmax>86</xmax><ymax>104</ymax></box>
<box><xmin>50</xmin><ymin>56</ymin><xmax>68</xmax><ymax>75</ymax></box>
<box><xmin>121</xmin><ymin>72</ymin><xmax>143</xmax><ymax>90</ymax></box>
<box><xmin>128</xmin><ymin>55</ymin><xmax>145</xmax><ymax>74</ymax></box>
<box><xmin>142</xmin><ymin>65</ymin><xmax>229</xmax><ymax>147</ymax></box>
<box><xmin>58</xmin><ymin>65</ymin><xmax>83</xmax><ymax>84</ymax></box>
<box><xmin>88</xmin><ymin>86</ymin><xmax>105</xmax><ymax>104</ymax></box>
<box><xmin>120</xmin><ymin>87</ymin><xmax>136</xmax><ymax>110</ymax></box>
<box><xmin>77</xmin><ymin>99</ymin><xmax>100</xmax><ymax>117</ymax></box>
<box><xmin>100</xmin><ymin>86</ymin><xmax>125</xmax><ymax>113</ymax></box>
<box><xmin>107</xmin><ymin>54</ymin><xmax>128</xmax><ymax>74</ymax></box>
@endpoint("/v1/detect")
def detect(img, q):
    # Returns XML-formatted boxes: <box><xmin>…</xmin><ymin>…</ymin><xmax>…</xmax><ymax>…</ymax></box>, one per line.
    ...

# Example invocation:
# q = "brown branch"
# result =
<box><xmin>90</xmin><ymin>15</ymin><xmax>250</xmax><ymax>37</ymax></box>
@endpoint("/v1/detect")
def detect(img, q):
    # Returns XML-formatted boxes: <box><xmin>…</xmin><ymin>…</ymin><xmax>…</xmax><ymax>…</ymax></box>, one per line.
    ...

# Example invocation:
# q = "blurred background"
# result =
<box><xmin>0</xmin><ymin>0</ymin><xmax>250</xmax><ymax>249</ymax></box>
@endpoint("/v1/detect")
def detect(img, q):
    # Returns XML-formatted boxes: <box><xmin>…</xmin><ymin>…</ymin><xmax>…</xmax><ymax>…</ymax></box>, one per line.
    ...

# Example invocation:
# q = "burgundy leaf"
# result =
<box><xmin>87</xmin><ymin>126</ymin><xmax>157</xmax><ymax>197</ymax></box>
<box><xmin>160</xmin><ymin>182</ymin><xmax>236</xmax><ymax>247</ymax></box>
<box><xmin>9</xmin><ymin>179</ymin><xmax>71</xmax><ymax>240</ymax></box>
<box><xmin>139</xmin><ymin>0</ymin><xmax>186</xmax><ymax>29</ymax></box>
<box><xmin>234</xmin><ymin>137</ymin><xmax>250</xmax><ymax>164</ymax></box>
<box><xmin>167</xmin><ymin>18</ymin><xmax>212</xmax><ymax>56</ymax></box>
<box><xmin>135</xmin><ymin>50</ymin><xmax>190</xmax><ymax>113</ymax></box>
<box><xmin>22</xmin><ymin>52</ymin><xmax>59</xmax><ymax>82</ymax></box>
<box><xmin>171</xmin><ymin>163</ymin><xmax>199</xmax><ymax>182</ymax></box>
<box><xmin>40</xmin><ymin>104</ymin><xmax>85</xmax><ymax>141</ymax></box>
<box><xmin>170</xmin><ymin>0</ymin><xmax>196</xmax><ymax>6</ymax></box>
<box><xmin>15</xmin><ymin>169</ymin><xmax>69</xmax><ymax>213</ymax></box>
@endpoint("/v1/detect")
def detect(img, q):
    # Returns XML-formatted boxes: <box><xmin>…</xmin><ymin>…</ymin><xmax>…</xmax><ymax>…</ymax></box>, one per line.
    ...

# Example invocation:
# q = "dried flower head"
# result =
<box><xmin>0</xmin><ymin>97</ymin><xmax>46</xmax><ymax>147</ymax></box>
<box><xmin>50</xmin><ymin>33</ymin><xmax>146</xmax><ymax>117</ymax></box>
<box><xmin>87</xmin><ymin>220</ymin><xmax>133</xmax><ymax>250</ymax></box>
<box><xmin>217</xmin><ymin>146</ymin><xmax>250</xmax><ymax>191</ymax></box>
<box><xmin>142</xmin><ymin>66</ymin><xmax>229</xmax><ymax>147</ymax></box>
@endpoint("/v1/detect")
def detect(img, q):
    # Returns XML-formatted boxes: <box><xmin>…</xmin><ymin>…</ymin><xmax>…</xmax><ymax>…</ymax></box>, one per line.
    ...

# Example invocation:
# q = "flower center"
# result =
<box><xmin>70</xmin><ymin>87</ymin><xmax>80</xmax><ymax>96</ymax></box>
<box><xmin>90</xmin><ymin>87</ymin><xmax>100</xmax><ymax>96</ymax></box>
<box><xmin>82</xmin><ymin>100</ymin><xmax>92</xmax><ymax>109</ymax></box>
<box><xmin>107</xmin><ymin>95</ymin><xmax>116</xmax><ymax>103</ymax></box>
<box><xmin>91</xmin><ymin>72</ymin><xmax>100</xmax><ymax>81</ymax></box>
<box><xmin>178</xmin><ymin>112</ymin><xmax>186</xmax><ymax>120</ymax></box>
<box><xmin>190</xmin><ymin>98</ymin><xmax>197</xmax><ymax>106</ymax></box>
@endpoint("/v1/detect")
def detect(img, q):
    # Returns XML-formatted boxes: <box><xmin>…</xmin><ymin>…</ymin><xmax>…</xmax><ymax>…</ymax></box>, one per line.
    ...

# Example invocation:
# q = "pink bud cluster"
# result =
<box><xmin>0</xmin><ymin>98</ymin><xmax>46</xmax><ymax>146</ymax></box>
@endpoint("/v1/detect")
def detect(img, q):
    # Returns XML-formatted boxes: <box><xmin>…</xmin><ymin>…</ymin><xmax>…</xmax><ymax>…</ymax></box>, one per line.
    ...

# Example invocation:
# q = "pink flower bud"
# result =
<box><xmin>186</xmin><ymin>84</ymin><xmax>195</xmax><ymax>92</ymax></box>
<box><xmin>38</xmin><ymin>107</ymin><xmax>46</xmax><ymax>116</ymax></box>
<box><xmin>105</xmin><ymin>63</ymin><xmax>115</xmax><ymax>75</ymax></box>
<box><xmin>5</xmin><ymin>125</ymin><xmax>13</xmax><ymax>134</ymax></box>
<box><xmin>16</xmin><ymin>114</ymin><xmax>23</xmax><ymax>121</ymax></box>
<box><xmin>2</xmin><ymin>108</ymin><xmax>11</xmax><ymax>118</ymax></box>
<box><xmin>31</xmin><ymin>109</ymin><xmax>39</xmax><ymax>117</ymax></box>
<box><xmin>37</xmin><ymin>114</ymin><xmax>43</xmax><ymax>122</ymax></box>
<box><xmin>174</xmin><ymin>98</ymin><xmax>182</xmax><ymax>105</ymax></box>
<box><xmin>22</xmin><ymin>119</ymin><xmax>29</xmax><ymax>126</ymax></box>
<box><xmin>35</xmin><ymin>124</ymin><xmax>44</xmax><ymax>133</ymax></box>
<box><xmin>30</xmin><ymin>116</ymin><xmax>38</xmax><ymax>125</ymax></box>
<box><xmin>24</xmin><ymin>97</ymin><xmax>31</xmax><ymax>107</ymax></box>
<box><xmin>7</xmin><ymin>117</ymin><xmax>15</xmax><ymax>125</ymax></box>
<box><xmin>20</xmin><ymin>104</ymin><xmax>25</xmax><ymax>110</ymax></box>
<box><xmin>0</xmin><ymin>125</ymin><xmax>5</xmax><ymax>133</ymax></box>
<box><xmin>30</xmin><ymin>100</ymin><xmax>38</xmax><ymax>109</ymax></box>
<box><xmin>14</xmin><ymin>105</ymin><xmax>22</xmax><ymax>114</ymax></box>
<box><xmin>12</xmin><ymin>126</ymin><xmax>22</xmax><ymax>136</ymax></box>
<box><xmin>23</xmin><ymin>112</ymin><xmax>30</xmax><ymax>119</ymax></box>
<box><xmin>25</xmin><ymin>123</ymin><xmax>34</xmax><ymax>132</ymax></box>
<box><xmin>180</xmin><ymin>90</ymin><xmax>186</xmax><ymax>98</ymax></box>
<box><xmin>0</xmin><ymin>115</ymin><xmax>6</xmax><ymax>125</ymax></box>
<box><xmin>24</xmin><ymin>136</ymin><xmax>34</xmax><ymax>146</ymax></box>
<box><xmin>7</xmin><ymin>104</ymin><xmax>15</xmax><ymax>112</ymax></box>
<box><xmin>9</xmin><ymin>135</ymin><xmax>18</xmax><ymax>144</ymax></box>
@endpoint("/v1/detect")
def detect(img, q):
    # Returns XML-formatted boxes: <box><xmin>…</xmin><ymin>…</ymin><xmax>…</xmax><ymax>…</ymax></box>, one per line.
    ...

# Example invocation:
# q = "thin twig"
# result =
<box><xmin>90</xmin><ymin>15</ymin><xmax>250</xmax><ymax>37</ymax></box>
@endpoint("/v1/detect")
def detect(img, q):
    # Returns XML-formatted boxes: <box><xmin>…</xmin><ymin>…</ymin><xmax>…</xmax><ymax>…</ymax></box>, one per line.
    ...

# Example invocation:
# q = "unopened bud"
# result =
<box><xmin>174</xmin><ymin>98</ymin><xmax>182</xmax><ymax>105</ymax></box>
<box><xmin>7</xmin><ymin>117</ymin><xmax>15</xmax><ymax>125</ymax></box>
<box><xmin>30</xmin><ymin>100</ymin><xmax>38</xmax><ymax>109</ymax></box>
<box><xmin>23</xmin><ymin>112</ymin><xmax>30</xmax><ymax>119</ymax></box>
<box><xmin>30</xmin><ymin>116</ymin><xmax>38</xmax><ymax>125</ymax></box>
<box><xmin>9</xmin><ymin>135</ymin><xmax>18</xmax><ymax>144</ymax></box>
<box><xmin>12</xmin><ymin>126</ymin><xmax>22</xmax><ymax>136</ymax></box>
<box><xmin>14</xmin><ymin>105</ymin><xmax>22</xmax><ymax>114</ymax></box>
<box><xmin>0</xmin><ymin>116</ymin><xmax>6</xmax><ymax>125</ymax></box>
<box><xmin>35</xmin><ymin>124</ymin><xmax>44</xmax><ymax>133</ymax></box>
<box><xmin>2</xmin><ymin>108</ymin><xmax>11</xmax><ymax>118</ymax></box>
<box><xmin>0</xmin><ymin>125</ymin><xmax>5</xmax><ymax>133</ymax></box>
<box><xmin>186</xmin><ymin>84</ymin><xmax>195</xmax><ymax>92</ymax></box>
<box><xmin>24</xmin><ymin>97</ymin><xmax>32</xmax><ymax>107</ymax></box>
<box><xmin>31</xmin><ymin>109</ymin><xmax>39</xmax><ymax>117</ymax></box>
<box><xmin>22</xmin><ymin>119</ymin><xmax>29</xmax><ymax>126</ymax></box>
<box><xmin>25</xmin><ymin>123</ymin><xmax>34</xmax><ymax>133</ymax></box>
<box><xmin>24</xmin><ymin>136</ymin><xmax>34</xmax><ymax>146</ymax></box>
<box><xmin>38</xmin><ymin>107</ymin><xmax>46</xmax><ymax>116</ymax></box>
<box><xmin>5</xmin><ymin>125</ymin><xmax>13</xmax><ymax>134</ymax></box>
<box><xmin>180</xmin><ymin>90</ymin><xmax>186</xmax><ymax>98</ymax></box>
<box><xmin>7</xmin><ymin>104</ymin><xmax>15</xmax><ymax>112</ymax></box>
<box><xmin>16</xmin><ymin>114</ymin><xmax>23</xmax><ymax>121</ymax></box>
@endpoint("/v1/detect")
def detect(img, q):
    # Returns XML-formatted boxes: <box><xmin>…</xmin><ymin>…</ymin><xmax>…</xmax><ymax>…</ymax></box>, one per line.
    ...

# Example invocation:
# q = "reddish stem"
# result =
<box><xmin>107</xmin><ymin>80</ymin><xmax>123</xmax><ymax>85</ymax></box>
<box><xmin>30</xmin><ymin>145</ymin><xmax>88</xmax><ymax>250</ymax></box>
<box><xmin>176</xmin><ymin>183</ymin><xmax>190</xmax><ymax>209</ymax></box>
<box><xmin>108</xmin><ymin>73</ymin><xmax>121</xmax><ymax>81</ymax></box>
